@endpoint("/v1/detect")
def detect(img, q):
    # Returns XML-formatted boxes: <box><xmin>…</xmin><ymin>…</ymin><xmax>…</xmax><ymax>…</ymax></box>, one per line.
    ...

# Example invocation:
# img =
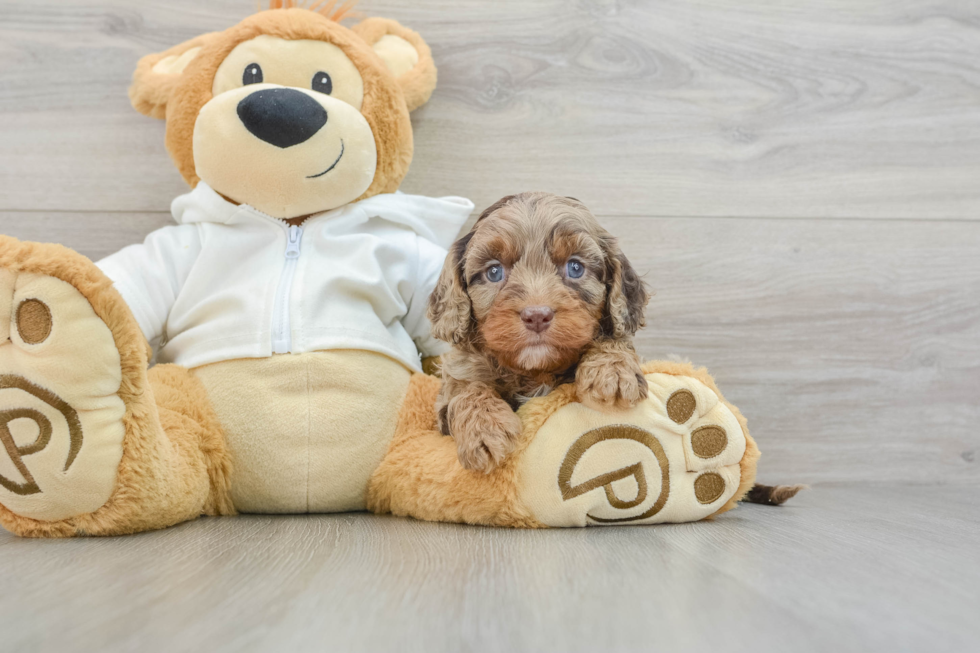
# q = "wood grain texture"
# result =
<box><xmin>0</xmin><ymin>211</ymin><xmax>172</xmax><ymax>261</ymax></box>
<box><xmin>612</xmin><ymin>216</ymin><xmax>980</xmax><ymax>486</ymax></box>
<box><xmin>1</xmin><ymin>0</ymin><xmax>980</xmax><ymax>216</ymax></box>
<box><xmin>0</xmin><ymin>486</ymin><xmax>976</xmax><ymax>653</ymax></box>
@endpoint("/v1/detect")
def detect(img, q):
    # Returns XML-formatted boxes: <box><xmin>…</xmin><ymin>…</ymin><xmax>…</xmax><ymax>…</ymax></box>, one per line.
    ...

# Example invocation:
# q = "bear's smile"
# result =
<box><xmin>307</xmin><ymin>140</ymin><xmax>345</xmax><ymax>179</ymax></box>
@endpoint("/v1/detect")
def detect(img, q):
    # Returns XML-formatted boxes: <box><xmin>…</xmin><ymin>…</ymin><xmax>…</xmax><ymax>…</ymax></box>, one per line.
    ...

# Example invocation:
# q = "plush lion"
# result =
<box><xmin>0</xmin><ymin>2</ymin><xmax>758</xmax><ymax>537</ymax></box>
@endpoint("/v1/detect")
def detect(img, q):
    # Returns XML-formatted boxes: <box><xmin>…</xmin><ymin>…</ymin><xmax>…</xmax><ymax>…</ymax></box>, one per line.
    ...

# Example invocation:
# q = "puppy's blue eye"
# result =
<box><xmin>486</xmin><ymin>265</ymin><xmax>504</xmax><ymax>283</ymax></box>
<box><xmin>566</xmin><ymin>260</ymin><xmax>585</xmax><ymax>279</ymax></box>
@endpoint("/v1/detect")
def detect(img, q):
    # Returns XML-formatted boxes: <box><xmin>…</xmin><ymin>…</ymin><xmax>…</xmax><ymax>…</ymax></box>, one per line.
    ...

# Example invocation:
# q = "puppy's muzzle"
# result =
<box><xmin>521</xmin><ymin>306</ymin><xmax>554</xmax><ymax>333</ymax></box>
<box><xmin>237</xmin><ymin>87</ymin><xmax>327</xmax><ymax>148</ymax></box>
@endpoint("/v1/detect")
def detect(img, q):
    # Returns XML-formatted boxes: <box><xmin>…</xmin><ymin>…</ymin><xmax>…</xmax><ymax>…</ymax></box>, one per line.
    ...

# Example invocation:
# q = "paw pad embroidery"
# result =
<box><xmin>558</xmin><ymin>424</ymin><xmax>669</xmax><ymax>523</ymax></box>
<box><xmin>518</xmin><ymin>371</ymin><xmax>747</xmax><ymax>527</ymax></box>
<box><xmin>0</xmin><ymin>375</ymin><xmax>83</xmax><ymax>496</ymax></box>
<box><xmin>15</xmin><ymin>298</ymin><xmax>52</xmax><ymax>344</ymax></box>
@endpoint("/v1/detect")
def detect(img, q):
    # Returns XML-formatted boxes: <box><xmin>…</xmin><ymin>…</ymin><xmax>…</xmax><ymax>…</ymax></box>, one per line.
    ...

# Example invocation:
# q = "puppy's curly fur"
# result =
<box><xmin>428</xmin><ymin>193</ymin><xmax>650</xmax><ymax>472</ymax></box>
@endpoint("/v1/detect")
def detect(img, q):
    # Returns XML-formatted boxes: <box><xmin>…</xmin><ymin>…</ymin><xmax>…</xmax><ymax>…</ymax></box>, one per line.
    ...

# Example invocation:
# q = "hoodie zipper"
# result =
<box><xmin>271</xmin><ymin>224</ymin><xmax>303</xmax><ymax>354</ymax></box>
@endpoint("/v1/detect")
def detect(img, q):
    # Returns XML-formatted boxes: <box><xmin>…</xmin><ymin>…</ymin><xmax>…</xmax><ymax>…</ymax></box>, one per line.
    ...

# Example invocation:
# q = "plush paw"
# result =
<box><xmin>450</xmin><ymin>396</ymin><xmax>523</xmax><ymax>473</ymax></box>
<box><xmin>0</xmin><ymin>250</ymin><xmax>129</xmax><ymax>523</ymax></box>
<box><xmin>575</xmin><ymin>349</ymin><xmax>648</xmax><ymax>409</ymax></box>
<box><xmin>516</xmin><ymin>367</ymin><xmax>750</xmax><ymax>527</ymax></box>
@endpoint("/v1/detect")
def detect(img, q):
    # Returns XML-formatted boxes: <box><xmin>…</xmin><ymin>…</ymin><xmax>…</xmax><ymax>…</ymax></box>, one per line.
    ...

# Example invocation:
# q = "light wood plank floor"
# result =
<box><xmin>1</xmin><ymin>486</ymin><xmax>977</xmax><ymax>652</ymax></box>
<box><xmin>0</xmin><ymin>1</ymin><xmax>978</xmax><ymax>651</ymax></box>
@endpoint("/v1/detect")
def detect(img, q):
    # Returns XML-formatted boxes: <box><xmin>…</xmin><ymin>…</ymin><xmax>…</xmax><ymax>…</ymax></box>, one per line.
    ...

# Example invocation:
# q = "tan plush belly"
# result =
<box><xmin>193</xmin><ymin>350</ymin><xmax>411</xmax><ymax>513</ymax></box>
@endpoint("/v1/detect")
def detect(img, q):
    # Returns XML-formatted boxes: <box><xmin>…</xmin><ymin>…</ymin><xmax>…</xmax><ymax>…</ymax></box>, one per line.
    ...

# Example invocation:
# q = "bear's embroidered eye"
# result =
<box><xmin>242</xmin><ymin>63</ymin><xmax>263</xmax><ymax>85</ymax></box>
<box><xmin>312</xmin><ymin>71</ymin><xmax>332</xmax><ymax>95</ymax></box>
<box><xmin>486</xmin><ymin>264</ymin><xmax>505</xmax><ymax>283</ymax></box>
<box><xmin>566</xmin><ymin>259</ymin><xmax>585</xmax><ymax>279</ymax></box>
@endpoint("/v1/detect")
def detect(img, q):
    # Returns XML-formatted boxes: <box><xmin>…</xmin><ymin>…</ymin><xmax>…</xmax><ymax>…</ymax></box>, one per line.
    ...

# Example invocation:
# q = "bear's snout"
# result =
<box><xmin>236</xmin><ymin>87</ymin><xmax>327</xmax><ymax>149</ymax></box>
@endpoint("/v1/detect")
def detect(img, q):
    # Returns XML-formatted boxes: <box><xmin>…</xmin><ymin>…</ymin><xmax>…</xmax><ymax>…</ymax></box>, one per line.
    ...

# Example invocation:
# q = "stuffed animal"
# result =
<box><xmin>0</xmin><ymin>2</ymin><xmax>759</xmax><ymax>537</ymax></box>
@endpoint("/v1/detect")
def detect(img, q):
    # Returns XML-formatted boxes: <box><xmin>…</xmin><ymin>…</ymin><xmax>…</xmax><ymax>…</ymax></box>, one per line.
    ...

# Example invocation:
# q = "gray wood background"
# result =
<box><xmin>0</xmin><ymin>1</ymin><xmax>978</xmax><ymax>651</ymax></box>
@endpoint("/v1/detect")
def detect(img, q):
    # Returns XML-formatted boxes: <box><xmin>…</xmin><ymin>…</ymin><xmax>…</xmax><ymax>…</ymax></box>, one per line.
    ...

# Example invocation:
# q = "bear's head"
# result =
<box><xmin>129</xmin><ymin>1</ymin><xmax>436</xmax><ymax>219</ymax></box>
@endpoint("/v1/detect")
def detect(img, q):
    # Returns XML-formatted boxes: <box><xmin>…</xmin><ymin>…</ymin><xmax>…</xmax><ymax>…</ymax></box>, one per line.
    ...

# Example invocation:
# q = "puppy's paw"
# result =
<box><xmin>576</xmin><ymin>350</ymin><xmax>648</xmax><ymax>409</ymax></box>
<box><xmin>451</xmin><ymin>398</ymin><xmax>523</xmax><ymax>473</ymax></box>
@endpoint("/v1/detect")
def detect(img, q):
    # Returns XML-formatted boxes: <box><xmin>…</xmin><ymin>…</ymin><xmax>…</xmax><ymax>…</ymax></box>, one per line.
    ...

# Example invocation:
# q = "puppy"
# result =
<box><xmin>427</xmin><ymin>192</ymin><xmax>650</xmax><ymax>472</ymax></box>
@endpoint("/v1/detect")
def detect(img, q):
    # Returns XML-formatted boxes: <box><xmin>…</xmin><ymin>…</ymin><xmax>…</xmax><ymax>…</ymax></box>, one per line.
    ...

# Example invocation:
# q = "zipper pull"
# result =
<box><xmin>285</xmin><ymin>225</ymin><xmax>303</xmax><ymax>258</ymax></box>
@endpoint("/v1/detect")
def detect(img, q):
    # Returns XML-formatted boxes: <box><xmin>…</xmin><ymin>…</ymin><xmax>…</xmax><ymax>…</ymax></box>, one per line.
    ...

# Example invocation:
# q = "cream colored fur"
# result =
<box><xmin>194</xmin><ymin>350</ymin><xmax>410</xmax><ymax>513</ymax></box>
<box><xmin>192</xmin><ymin>82</ymin><xmax>378</xmax><ymax>217</ymax></box>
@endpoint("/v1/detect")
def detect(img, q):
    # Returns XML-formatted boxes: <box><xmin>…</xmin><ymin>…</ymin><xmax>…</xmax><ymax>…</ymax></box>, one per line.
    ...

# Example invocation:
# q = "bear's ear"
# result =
<box><xmin>129</xmin><ymin>33</ymin><xmax>217</xmax><ymax>119</ymax></box>
<box><xmin>352</xmin><ymin>17</ymin><xmax>437</xmax><ymax>112</ymax></box>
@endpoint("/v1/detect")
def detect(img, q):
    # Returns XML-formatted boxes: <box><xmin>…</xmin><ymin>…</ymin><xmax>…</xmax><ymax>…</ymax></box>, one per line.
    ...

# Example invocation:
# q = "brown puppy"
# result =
<box><xmin>427</xmin><ymin>192</ymin><xmax>650</xmax><ymax>472</ymax></box>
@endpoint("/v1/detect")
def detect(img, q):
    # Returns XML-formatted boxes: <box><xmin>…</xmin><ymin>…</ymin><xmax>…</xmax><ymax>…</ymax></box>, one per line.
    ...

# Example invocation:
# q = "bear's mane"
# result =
<box><xmin>262</xmin><ymin>0</ymin><xmax>360</xmax><ymax>22</ymax></box>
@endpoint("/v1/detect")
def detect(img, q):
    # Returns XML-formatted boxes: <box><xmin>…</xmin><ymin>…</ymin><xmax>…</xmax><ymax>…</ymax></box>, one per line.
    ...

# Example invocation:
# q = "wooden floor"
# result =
<box><xmin>1</xmin><ymin>486</ymin><xmax>977</xmax><ymax>652</ymax></box>
<box><xmin>0</xmin><ymin>0</ymin><xmax>978</xmax><ymax>651</ymax></box>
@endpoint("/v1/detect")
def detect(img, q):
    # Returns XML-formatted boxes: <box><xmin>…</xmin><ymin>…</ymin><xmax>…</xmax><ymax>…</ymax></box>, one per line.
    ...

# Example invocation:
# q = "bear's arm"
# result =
<box><xmin>96</xmin><ymin>224</ymin><xmax>203</xmax><ymax>348</ymax></box>
<box><xmin>403</xmin><ymin>237</ymin><xmax>452</xmax><ymax>359</ymax></box>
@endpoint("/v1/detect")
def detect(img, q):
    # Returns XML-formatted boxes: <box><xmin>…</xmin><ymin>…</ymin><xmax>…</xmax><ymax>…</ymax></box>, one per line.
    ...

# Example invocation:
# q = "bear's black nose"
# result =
<box><xmin>237</xmin><ymin>88</ymin><xmax>327</xmax><ymax>149</ymax></box>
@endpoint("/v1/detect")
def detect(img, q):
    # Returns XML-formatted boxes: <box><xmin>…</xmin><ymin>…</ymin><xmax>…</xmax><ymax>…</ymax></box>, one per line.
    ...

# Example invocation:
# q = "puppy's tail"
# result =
<box><xmin>742</xmin><ymin>483</ymin><xmax>806</xmax><ymax>506</ymax></box>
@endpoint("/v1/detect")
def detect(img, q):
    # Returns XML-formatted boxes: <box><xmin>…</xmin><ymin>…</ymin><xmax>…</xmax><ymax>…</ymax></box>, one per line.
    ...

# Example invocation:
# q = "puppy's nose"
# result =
<box><xmin>520</xmin><ymin>306</ymin><xmax>554</xmax><ymax>333</ymax></box>
<box><xmin>237</xmin><ymin>88</ymin><xmax>327</xmax><ymax>148</ymax></box>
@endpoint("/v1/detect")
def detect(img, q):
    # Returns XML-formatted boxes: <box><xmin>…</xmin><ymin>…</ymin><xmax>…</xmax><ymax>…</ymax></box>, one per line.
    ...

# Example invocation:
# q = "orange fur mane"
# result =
<box><xmin>261</xmin><ymin>0</ymin><xmax>360</xmax><ymax>22</ymax></box>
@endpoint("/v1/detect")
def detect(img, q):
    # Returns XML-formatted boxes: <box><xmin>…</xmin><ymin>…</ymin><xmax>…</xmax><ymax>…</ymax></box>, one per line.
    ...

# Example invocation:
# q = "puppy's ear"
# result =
<box><xmin>601</xmin><ymin>238</ymin><xmax>649</xmax><ymax>338</ymax></box>
<box><xmin>428</xmin><ymin>232</ymin><xmax>474</xmax><ymax>345</ymax></box>
<box><xmin>353</xmin><ymin>17</ymin><xmax>437</xmax><ymax>112</ymax></box>
<box><xmin>129</xmin><ymin>33</ymin><xmax>217</xmax><ymax>119</ymax></box>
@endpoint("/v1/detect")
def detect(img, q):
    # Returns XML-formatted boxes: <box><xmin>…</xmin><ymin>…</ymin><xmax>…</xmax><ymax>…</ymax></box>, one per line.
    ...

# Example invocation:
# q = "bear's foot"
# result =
<box><xmin>0</xmin><ymin>240</ymin><xmax>138</xmax><ymax>529</ymax></box>
<box><xmin>515</xmin><ymin>361</ymin><xmax>759</xmax><ymax>527</ymax></box>
<box><xmin>0</xmin><ymin>237</ymin><xmax>222</xmax><ymax>537</ymax></box>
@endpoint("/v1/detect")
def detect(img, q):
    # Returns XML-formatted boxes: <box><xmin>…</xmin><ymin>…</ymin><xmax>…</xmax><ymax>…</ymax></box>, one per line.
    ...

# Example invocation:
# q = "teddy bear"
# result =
<box><xmin>0</xmin><ymin>2</ymin><xmax>759</xmax><ymax>537</ymax></box>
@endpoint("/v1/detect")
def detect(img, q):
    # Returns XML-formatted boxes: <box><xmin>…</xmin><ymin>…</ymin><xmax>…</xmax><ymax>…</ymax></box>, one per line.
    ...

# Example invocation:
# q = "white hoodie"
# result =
<box><xmin>97</xmin><ymin>182</ymin><xmax>474</xmax><ymax>372</ymax></box>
